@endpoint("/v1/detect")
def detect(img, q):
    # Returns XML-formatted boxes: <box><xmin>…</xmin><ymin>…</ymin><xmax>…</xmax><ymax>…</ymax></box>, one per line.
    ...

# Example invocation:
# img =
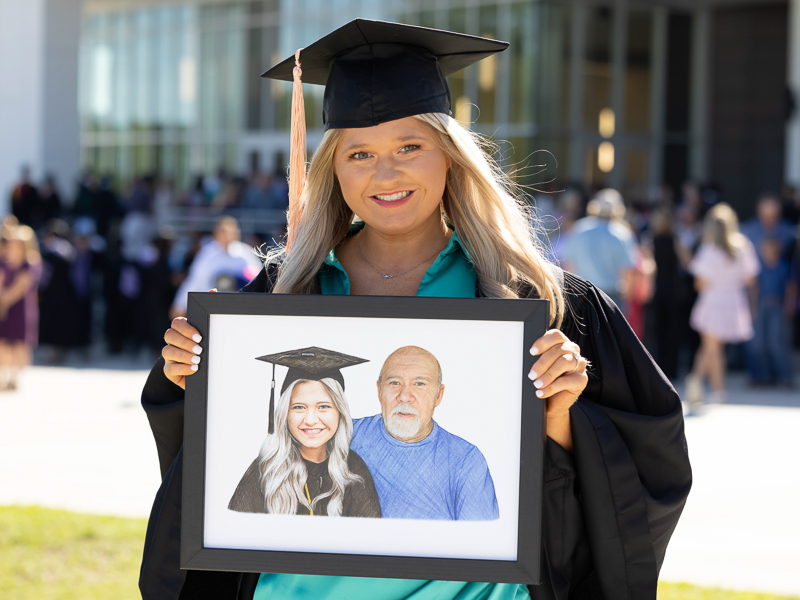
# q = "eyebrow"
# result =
<box><xmin>341</xmin><ymin>136</ymin><xmax>426</xmax><ymax>154</ymax></box>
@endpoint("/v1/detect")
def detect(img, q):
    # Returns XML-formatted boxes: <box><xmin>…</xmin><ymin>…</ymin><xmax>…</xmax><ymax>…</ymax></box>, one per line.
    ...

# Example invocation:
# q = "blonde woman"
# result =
<box><xmin>686</xmin><ymin>203</ymin><xmax>760</xmax><ymax>405</ymax></box>
<box><xmin>228</xmin><ymin>377</ymin><xmax>380</xmax><ymax>518</ymax></box>
<box><xmin>141</xmin><ymin>21</ymin><xmax>691</xmax><ymax>600</ymax></box>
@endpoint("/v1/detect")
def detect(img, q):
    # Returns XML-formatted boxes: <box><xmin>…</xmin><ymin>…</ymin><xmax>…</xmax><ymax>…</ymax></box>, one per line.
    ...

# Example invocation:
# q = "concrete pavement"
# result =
<box><xmin>0</xmin><ymin>363</ymin><xmax>798</xmax><ymax>595</ymax></box>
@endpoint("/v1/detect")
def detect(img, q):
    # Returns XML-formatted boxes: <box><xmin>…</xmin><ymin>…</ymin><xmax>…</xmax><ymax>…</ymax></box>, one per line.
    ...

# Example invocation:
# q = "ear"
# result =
<box><xmin>434</xmin><ymin>384</ymin><xmax>445</xmax><ymax>408</ymax></box>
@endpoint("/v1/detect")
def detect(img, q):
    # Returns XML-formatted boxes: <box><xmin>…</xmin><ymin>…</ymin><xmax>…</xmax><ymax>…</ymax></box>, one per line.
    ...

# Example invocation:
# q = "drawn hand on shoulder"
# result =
<box><xmin>162</xmin><ymin>289</ymin><xmax>216</xmax><ymax>390</ymax></box>
<box><xmin>528</xmin><ymin>330</ymin><xmax>588</xmax><ymax>452</ymax></box>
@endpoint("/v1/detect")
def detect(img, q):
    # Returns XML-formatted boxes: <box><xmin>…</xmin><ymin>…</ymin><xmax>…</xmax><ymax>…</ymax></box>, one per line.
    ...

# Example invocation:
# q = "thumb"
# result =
<box><xmin>208</xmin><ymin>288</ymin><xmax>218</xmax><ymax>293</ymax></box>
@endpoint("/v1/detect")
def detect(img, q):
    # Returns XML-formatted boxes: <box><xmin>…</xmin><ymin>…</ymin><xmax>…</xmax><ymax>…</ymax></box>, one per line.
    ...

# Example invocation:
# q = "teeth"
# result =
<box><xmin>375</xmin><ymin>191</ymin><xmax>411</xmax><ymax>201</ymax></box>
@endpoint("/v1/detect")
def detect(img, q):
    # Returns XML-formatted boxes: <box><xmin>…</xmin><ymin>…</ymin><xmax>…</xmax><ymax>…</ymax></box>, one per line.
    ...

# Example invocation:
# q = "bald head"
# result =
<box><xmin>379</xmin><ymin>346</ymin><xmax>442</xmax><ymax>388</ymax></box>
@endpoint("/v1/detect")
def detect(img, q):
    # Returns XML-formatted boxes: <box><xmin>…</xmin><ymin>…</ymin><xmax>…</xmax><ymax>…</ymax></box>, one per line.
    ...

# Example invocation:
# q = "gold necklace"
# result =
<box><xmin>356</xmin><ymin>231</ymin><xmax>447</xmax><ymax>279</ymax></box>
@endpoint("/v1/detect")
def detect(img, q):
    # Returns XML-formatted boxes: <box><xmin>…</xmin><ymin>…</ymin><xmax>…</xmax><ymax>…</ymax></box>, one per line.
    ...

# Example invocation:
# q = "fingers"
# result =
<box><xmin>529</xmin><ymin>329</ymin><xmax>569</xmax><ymax>357</ymax></box>
<box><xmin>528</xmin><ymin>339</ymin><xmax>582</xmax><ymax>387</ymax></box>
<box><xmin>165</xmin><ymin>317</ymin><xmax>203</xmax><ymax>351</ymax></box>
<box><xmin>162</xmin><ymin>342</ymin><xmax>202</xmax><ymax>368</ymax></box>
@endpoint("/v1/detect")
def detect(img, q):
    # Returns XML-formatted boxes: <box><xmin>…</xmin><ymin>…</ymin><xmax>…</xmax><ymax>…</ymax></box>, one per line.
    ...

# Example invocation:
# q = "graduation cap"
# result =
<box><xmin>256</xmin><ymin>347</ymin><xmax>369</xmax><ymax>434</ymax></box>
<box><xmin>260</xmin><ymin>19</ymin><xmax>509</xmax><ymax>249</ymax></box>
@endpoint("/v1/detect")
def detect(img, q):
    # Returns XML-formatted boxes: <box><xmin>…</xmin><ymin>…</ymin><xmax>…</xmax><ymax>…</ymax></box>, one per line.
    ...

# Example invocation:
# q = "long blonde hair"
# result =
<box><xmin>257</xmin><ymin>378</ymin><xmax>361</xmax><ymax>516</ymax></box>
<box><xmin>703</xmin><ymin>202</ymin><xmax>744</xmax><ymax>259</ymax></box>
<box><xmin>266</xmin><ymin>113</ymin><xmax>565</xmax><ymax>326</ymax></box>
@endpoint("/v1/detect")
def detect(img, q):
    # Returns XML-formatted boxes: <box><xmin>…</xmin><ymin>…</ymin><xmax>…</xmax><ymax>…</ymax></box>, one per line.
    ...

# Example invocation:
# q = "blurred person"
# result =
<box><xmin>70</xmin><ymin>219</ymin><xmax>102</xmax><ymax>353</ymax></box>
<box><xmin>94</xmin><ymin>174</ymin><xmax>124</xmax><ymax>239</ymax></box>
<box><xmin>10</xmin><ymin>165</ymin><xmax>39</xmax><ymax>227</ymax></box>
<box><xmin>742</xmin><ymin>193</ymin><xmax>797</xmax><ymax>263</ymax></box>
<box><xmin>126</xmin><ymin>175</ymin><xmax>155</xmax><ymax>215</ymax></box>
<box><xmin>135</xmin><ymin>231</ymin><xmax>176</xmax><ymax>357</ymax></box>
<box><xmin>241</xmin><ymin>171</ymin><xmax>274</xmax><ymax>209</ymax></box>
<box><xmin>38</xmin><ymin>174</ymin><xmax>62</xmax><ymax>226</ymax></box>
<box><xmin>748</xmin><ymin>237</ymin><xmax>793</xmax><ymax>387</ymax></box>
<box><xmin>780</xmin><ymin>184</ymin><xmax>799</xmax><ymax>225</ymax></box>
<box><xmin>102</xmin><ymin>233</ymin><xmax>137</xmax><ymax>354</ymax></box>
<box><xmin>546</xmin><ymin>188</ymin><xmax>583</xmax><ymax>264</ymax></box>
<box><xmin>685</xmin><ymin>203</ymin><xmax>759</xmax><ymax>406</ymax></box>
<box><xmin>0</xmin><ymin>225</ymin><xmax>41</xmax><ymax>390</ymax></box>
<box><xmin>72</xmin><ymin>171</ymin><xmax>99</xmax><ymax>217</ymax></box>
<box><xmin>169</xmin><ymin>216</ymin><xmax>261</xmax><ymax>318</ymax></box>
<box><xmin>153</xmin><ymin>177</ymin><xmax>176</xmax><ymax>229</ymax></box>
<box><xmin>38</xmin><ymin>219</ymin><xmax>81</xmax><ymax>361</ymax></box>
<box><xmin>644</xmin><ymin>208</ymin><xmax>684</xmax><ymax>380</ymax></box>
<box><xmin>789</xmin><ymin>232</ymin><xmax>800</xmax><ymax>349</ymax></box>
<box><xmin>562</xmin><ymin>188</ymin><xmax>638</xmax><ymax>308</ymax></box>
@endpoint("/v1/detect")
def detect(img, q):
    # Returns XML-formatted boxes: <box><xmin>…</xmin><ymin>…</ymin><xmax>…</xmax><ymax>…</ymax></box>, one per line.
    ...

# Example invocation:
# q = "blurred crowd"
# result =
<box><xmin>539</xmin><ymin>181</ymin><xmax>799</xmax><ymax>406</ymax></box>
<box><xmin>2</xmin><ymin>166</ymin><xmax>286</xmax><ymax>387</ymax></box>
<box><xmin>3</xmin><ymin>164</ymin><xmax>799</xmax><ymax>403</ymax></box>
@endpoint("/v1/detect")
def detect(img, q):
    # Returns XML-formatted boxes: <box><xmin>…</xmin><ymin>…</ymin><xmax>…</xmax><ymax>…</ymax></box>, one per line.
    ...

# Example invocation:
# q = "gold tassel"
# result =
<box><xmin>287</xmin><ymin>48</ymin><xmax>306</xmax><ymax>252</ymax></box>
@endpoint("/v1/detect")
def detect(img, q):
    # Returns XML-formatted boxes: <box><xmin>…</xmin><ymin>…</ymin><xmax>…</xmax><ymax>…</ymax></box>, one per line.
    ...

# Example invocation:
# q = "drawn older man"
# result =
<box><xmin>350</xmin><ymin>346</ymin><xmax>499</xmax><ymax>521</ymax></box>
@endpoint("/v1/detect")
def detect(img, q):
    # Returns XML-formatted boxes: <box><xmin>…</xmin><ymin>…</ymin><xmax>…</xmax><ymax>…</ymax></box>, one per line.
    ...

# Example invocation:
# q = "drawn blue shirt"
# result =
<box><xmin>350</xmin><ymin>414</ymin><xmax>499</xmax><ymax>520</ymax></box>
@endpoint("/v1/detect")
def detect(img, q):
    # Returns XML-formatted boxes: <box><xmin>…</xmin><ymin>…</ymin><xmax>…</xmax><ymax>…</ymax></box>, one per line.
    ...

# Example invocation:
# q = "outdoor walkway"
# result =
<box><xmin>0</xmin><ymin>362</ymin><xmax>797</xmax><ymax>595</ymax></box>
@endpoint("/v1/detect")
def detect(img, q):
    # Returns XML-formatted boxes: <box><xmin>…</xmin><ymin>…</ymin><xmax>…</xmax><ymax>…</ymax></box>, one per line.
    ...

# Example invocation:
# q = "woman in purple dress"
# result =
<box><xmin>0</xmin><ymin>224</ymin><xmax>41</xmax><ymax>390</ymax></box>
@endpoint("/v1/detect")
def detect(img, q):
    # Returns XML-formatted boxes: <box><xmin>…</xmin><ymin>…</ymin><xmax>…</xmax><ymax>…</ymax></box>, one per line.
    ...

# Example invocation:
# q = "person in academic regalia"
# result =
<box><xmin>141</xmin><ymin>20</ymin><xmax>691</xmax><ymax>600</ymax></box>
<box><xmin>227</xmin><ymin>347</ymin><xmax>381</xmax><ymax>518</ymax></box>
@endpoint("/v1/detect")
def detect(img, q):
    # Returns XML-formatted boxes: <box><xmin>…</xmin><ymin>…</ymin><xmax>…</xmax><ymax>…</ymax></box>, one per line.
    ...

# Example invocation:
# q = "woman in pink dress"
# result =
<box><xmin>685</xmin><ymin>203</ymin><xmax>759</xmax><ymax>405</ymax></box>
<box><xmin>0</xmin><ymin>224</ymin><xmax>41</xmax><ymax>390</ymax></box>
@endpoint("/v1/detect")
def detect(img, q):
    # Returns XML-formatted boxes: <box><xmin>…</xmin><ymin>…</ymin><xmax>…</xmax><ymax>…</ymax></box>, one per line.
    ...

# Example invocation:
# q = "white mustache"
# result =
<box><xmin>391</xmin><ymin>405</ymin><xmax>419</xmax><ymax>417</ymax></box>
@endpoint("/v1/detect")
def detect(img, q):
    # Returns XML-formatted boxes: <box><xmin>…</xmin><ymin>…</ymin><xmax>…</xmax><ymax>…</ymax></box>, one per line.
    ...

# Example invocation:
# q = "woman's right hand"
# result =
<box><xmin>162</xmin><ymin>318</ymin><xmax>204</xmax><ymax>390</ymax></box>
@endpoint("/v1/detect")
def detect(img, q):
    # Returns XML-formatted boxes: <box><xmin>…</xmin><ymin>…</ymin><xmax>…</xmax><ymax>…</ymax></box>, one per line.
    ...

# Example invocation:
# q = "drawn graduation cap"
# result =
<box><xmin>256</xmin><ymin>347</ymin><xmax>369</xmax><ymax>434</ymax></box>
<box><xmin>260</xmin><ymin>19</ymin><xmax>509</xmax><ymax>249</ymax></box>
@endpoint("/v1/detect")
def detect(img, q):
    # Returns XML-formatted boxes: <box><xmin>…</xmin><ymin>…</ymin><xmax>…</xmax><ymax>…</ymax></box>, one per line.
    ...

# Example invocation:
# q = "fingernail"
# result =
<box><xmin>530</xmin><ymin>346</ymin><xmax>539</xmax><ymax>356</ymax></box>
<box><xmin>192</xmin><ymin>334</ymin><xmax>202</xmax><ymax>343</ymax></box>
<box><xmin>534</xmin><ymin>379</ymin><xmax>544</xmax><ymax>389</ymax></box>
<box><xmin>191</xmin><ymin>355</ymin><xmax>201</xmax><ymax>365</ymax></box>
<box><xmin>192</xmin><ymin>345</ymin><xmax>203</xmax><ymax>355</ymax></box>
<box><xmin>191</xmin><ymin>364</ymin><xmax>198</xmax><ymax>372</ymax></box>
<box><xmin>528</xmin><ymin>370</ymin><xmax>538</xmax><ymax>381</ymax></box>
<box><xmin>536</xmin><ymin>390</ymin><xmax>544</xmax><ymax>398</ymax></box>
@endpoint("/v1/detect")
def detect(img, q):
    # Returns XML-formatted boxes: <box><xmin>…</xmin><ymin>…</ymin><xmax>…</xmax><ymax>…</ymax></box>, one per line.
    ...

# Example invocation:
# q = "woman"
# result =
<box><xmin>685</xmin><ymin>203</ymin><xmax>759</xmax><ymax>405</ymax></box>
<box><xmin>141</xmin><ymin>20</ymin><xmax>690</xmax><ymax>600</ymax></box>
<box><xmin>0</xmin><ymin>224</ymin><xmax>41</xmax><ymax>390</ymax></box>
<box><xmin>228</xmin><ymin>376</ymin><xmax>381</xmax><ymax>518</ymax></box>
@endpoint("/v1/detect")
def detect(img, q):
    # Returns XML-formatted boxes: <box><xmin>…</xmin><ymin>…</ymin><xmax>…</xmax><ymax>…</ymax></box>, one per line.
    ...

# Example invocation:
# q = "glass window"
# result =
<box><xmin>476</xmin><ymin>4</ymin><xmax>497</xmax><ymax>125</ymax></box>
<box><xmin>583</xmin><ymin>7</ymin><xmax>613</xmax><ymax>131</ymax></box>
<box><xmin>626</xmin><ymin>10</ymin><xmax>653</xmax><ymax>134</ymax></box>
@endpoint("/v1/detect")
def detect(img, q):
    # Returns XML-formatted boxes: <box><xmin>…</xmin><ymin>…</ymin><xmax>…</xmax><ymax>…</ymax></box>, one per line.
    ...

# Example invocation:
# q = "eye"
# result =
<box><xmin>318</xmin><ymin>404</ymin><xmax>333</xmax><ymax>411</ymax></box>
<box><xmin>400</xmin><ymin>144</ymin><xmax>420</xmax><ymax>153</ymax></box>
<box><xmin>414</xmin><ymin>382</ymin><xmax>426</xmax><ymax>387</ymax></box>
<box><xmin>291</xmin><ymin>405</ymin><xmax>305</xmax><ymax>411</ymax></box>
<box><xmin>349</xmin><ymin>151</ymin><xmax>370</xmax><ymax>160</ymax></box>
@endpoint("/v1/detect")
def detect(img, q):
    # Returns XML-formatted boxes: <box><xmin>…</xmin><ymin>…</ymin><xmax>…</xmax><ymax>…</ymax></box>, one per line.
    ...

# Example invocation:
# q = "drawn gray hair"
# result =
<box><xmin>257</xmin><ymin>378</ymin><xmax>362</xmax><ymax>516</ymax></box>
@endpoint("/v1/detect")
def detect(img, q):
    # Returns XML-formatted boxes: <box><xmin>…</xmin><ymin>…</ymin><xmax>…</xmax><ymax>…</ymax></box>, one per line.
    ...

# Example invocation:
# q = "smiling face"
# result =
<box><xmin>286</xmin><ymin>380</ymin><xmax>340</xmax><ymax>462</ymax></box>
<box><xmin>377</xmin><ymin>347</ymin><xmax>444</xmax><ymax>443</ymax></box>
<box><xmin>333</xmin><ymin>117</ymin><xmax>451</xmax><ymax>237</ymax></box>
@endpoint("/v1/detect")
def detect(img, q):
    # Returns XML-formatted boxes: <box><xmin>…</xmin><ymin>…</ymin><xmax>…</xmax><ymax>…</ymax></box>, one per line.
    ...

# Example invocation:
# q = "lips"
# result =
<box><xmin>370</xmin><ymin>190</ymin><xmax>414</xmax><ymax>207</ymax></box>
<box><xmin>300</xmin><ymin>428</ymin><xmax>326</xmax><ymax>436</ymax></box>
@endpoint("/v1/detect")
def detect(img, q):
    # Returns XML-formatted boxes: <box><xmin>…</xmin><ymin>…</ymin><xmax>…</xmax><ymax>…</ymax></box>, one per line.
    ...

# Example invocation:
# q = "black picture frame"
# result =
<box><xmin>183</xmin><ymin>292</ymin><xmax>549</xmax><ymax>584</ymax></box>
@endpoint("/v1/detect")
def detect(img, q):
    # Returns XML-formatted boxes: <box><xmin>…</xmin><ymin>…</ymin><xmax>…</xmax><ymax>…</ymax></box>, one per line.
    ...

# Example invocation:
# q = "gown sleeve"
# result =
<box><xmin>534</xmin><ymin>272</ymin><xmax>692</xmax><ymax>600</ymax></box>
<box><xmin>343</xmin><ymin>451</ymin><xmax>383</xmax><ymax>518</ymax></box>
<box><xmin>139</xmin><ymin>263</ymin><xmax>278</xmax><ymax>600</ymax></box>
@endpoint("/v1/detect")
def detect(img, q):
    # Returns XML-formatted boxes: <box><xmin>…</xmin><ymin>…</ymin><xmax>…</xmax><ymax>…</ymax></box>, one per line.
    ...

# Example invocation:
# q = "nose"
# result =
<box><xmin>373</xmin><ymin>154</ymin><xmax>401</xmax><ymax>185</ymax></box>
<box><xmin>303</xmin><ymin>408</ymin><xmax>320</xmax><ymax>425</ymax></box>
<box><xmin>397</xmin><ymin>383</ymin><xmax>414</xmax><ymax>403</ymax></box>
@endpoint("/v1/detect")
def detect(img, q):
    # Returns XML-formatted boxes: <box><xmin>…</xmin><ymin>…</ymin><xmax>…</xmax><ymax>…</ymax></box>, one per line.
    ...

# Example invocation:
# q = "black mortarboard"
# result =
<box><xmin>261</xmin><ymin>19</ymin><xmax>509</xmax><ymax>130</ymax></box>
<box><xmin>256</xmin><ymin>347</ymin><xmax>368</xmax><ymax>434</ymax></box>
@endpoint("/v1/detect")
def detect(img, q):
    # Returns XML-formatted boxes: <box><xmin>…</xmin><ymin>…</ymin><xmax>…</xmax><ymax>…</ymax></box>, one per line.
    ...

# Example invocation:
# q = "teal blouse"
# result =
<box><xmin>255</xmin><ymin>226</ymin><xmax>530</xmax><ymax>600</ymax></box>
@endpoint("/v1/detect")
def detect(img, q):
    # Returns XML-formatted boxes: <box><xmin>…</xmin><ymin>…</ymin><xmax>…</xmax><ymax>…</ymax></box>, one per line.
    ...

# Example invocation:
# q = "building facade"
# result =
<box><xmin>3</xmin><ymin>0</ymin><xmax>799</xmax><ymax>216</ymax></box>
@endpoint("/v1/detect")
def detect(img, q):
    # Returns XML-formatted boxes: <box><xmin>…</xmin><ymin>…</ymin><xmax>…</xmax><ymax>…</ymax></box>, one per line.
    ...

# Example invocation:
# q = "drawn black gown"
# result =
<box><xmin>138</xmin><ymin>269</ymin><xmax>691</xmax><ymax>600</ymax></box>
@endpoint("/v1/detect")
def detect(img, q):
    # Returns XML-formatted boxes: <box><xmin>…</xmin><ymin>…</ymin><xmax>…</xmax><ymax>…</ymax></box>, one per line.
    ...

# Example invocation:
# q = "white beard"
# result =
<box><xmin>384</xmin><ymin>405</ymin><xmax>421</xmax><ymax>440</ymax></box>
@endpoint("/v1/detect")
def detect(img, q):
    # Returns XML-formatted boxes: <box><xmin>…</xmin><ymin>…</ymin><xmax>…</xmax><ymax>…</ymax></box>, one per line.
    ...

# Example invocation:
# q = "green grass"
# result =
<box><xmin>0</xmin><ymin>505</ymin><xmax>147</xmax><ymax>600</ymax></box>
<box><xmin>659</xmin><ymin>582</ymin><xmax>799</xmax><ymax>600</ymax></box>
<box><xmin>1</xmin><ymin>505</ymin><xmax>797</xmax><ymax>600</ymax></box>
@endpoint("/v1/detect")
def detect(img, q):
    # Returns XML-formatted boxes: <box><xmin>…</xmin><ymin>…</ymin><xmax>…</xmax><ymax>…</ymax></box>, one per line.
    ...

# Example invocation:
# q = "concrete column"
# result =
<box><xmin>689</xmin><ymin>7</ymin><xmax>711</xmax><ymax>182</ymax></box>
<box><xmin>0</xmin><ymin>0</ymin><xmax>81</xmax><ymax>214</ymax></box>
<box><xmin>609</xmin><ymin>0</ymin><xmax>628</xmax><ymax>190</ymax></box>
<box><xmin>567</xmin><ymin>1</ymin><xmax>587</xmax><ymax>184</ymax></box>
<box><xmin>648</xmin><ymin>8</ymin><xmax>668</xmax><ymax>190</ymax></box>
<box><xmin>786</xmin><ymin>0</ymin><xmax>800</xmax><ymax>186</ymax></box>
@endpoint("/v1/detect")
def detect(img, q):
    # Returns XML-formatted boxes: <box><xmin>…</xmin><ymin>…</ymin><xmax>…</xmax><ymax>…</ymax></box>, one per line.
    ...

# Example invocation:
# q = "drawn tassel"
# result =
<box><xmin>287</xmin><ymin>48</ymin><xmax>306</xmax><ymax>252</ymax></box>
<box><xmin>268</xmin><ymin>362</ymin><xmax>276</xmax><ymax>434</ymax></box>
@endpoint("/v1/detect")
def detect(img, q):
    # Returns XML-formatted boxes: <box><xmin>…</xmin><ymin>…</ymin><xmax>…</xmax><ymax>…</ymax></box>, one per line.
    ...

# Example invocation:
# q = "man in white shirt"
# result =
<box><xmin>170</xmin><ymin>216</ymin><xmax>262</xmax><ymax>318</ymax></box>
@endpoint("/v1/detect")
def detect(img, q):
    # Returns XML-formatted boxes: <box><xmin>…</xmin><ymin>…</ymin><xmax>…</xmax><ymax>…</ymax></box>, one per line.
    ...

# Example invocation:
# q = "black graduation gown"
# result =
<box><xmin>227</xmin><ymin>452</ymin><xmax>382</xmax><ymax>518</ymax></box>
<box><xmin>138</xmin><ymin>268</ymin><xmax>691</xmax><ymax>600</ymax></box>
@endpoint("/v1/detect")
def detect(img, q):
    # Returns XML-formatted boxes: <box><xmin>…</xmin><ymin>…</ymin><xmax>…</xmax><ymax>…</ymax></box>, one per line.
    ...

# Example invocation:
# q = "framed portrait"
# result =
<box><xmin>182</xmin><ymin>292</ymin><xmax>549</xmax><ymax>584</ymax></box>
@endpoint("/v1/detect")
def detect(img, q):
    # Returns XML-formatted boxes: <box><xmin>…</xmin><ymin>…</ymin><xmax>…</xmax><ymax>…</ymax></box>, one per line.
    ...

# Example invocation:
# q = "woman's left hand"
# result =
<box><xmin>528</xmin><ymin>330</ymin><xmax>588</xmax><ymax>452</ymax></box>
